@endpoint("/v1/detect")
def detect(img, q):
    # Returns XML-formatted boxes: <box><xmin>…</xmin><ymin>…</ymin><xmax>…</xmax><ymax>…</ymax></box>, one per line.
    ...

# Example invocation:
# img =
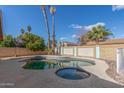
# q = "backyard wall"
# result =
<box><xmin>61</xmin><ymin>44</ymin><xmax>124</xmax><ymax>61</ymax></box>
<box><xmin>77</xmin><ymin>46</ymin><xmax>95</xmax><ymax>57</ymax></box>
<box><xmin>0</xmin><ymin>47</ymin><xmax>47</xmax><ymax>58</ymax></box>
<box><xmin>62</xmin><ymin>47</ymin><xmax>74</xmax><ymax>56</ymax></box>
<box><xmin>100</xmin><ymin>44</ymin><xmax>124</xmax><ymax>61</ymax></box>
<box><xmin>61</xmin><ymin>45</ymin><xmax>95</xmax><ymax>58</ymax></box>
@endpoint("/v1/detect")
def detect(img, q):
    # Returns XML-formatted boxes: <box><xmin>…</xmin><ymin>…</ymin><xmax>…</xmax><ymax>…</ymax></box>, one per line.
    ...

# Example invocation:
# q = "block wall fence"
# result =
<box><xmin>61</xmin><ymin>44</ymin><xmax>124</xmax><ymax>61</ymax></box>
<box><xmin>0</xmin><ymin>47</ymin><xmax>47</xmax><ymax>58</ymax></box>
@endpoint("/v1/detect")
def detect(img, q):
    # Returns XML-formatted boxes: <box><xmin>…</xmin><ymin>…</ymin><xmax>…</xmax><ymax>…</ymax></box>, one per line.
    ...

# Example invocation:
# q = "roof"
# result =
<box><xmin>86</xmin><ymin>38</ymin><xmax>124</xmax><ymax>45</ymax></box>
<box><xmin>63</xmin><ymin>41</ymin><xmax>79</xmax><ymax>46</ymax></box>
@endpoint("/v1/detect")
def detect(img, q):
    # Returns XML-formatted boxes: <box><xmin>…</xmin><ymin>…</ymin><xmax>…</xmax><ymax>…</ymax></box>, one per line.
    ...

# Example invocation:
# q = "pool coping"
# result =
<box><xmin>71</xmin><ymin>56</ymin><xmax>120</xmax><ymax>85</ymax></box>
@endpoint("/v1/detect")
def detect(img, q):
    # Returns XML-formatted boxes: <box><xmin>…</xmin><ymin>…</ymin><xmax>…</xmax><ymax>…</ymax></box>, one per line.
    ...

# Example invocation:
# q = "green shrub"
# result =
<box><xmin>0</xmin><ymin>35</ymin><xmax>16</xmax><ymax>47</ymax></box>
<box><xmin>19</xmin><ymin>33</ymin><xmax>46</xmax><ymax>51</ymax></box>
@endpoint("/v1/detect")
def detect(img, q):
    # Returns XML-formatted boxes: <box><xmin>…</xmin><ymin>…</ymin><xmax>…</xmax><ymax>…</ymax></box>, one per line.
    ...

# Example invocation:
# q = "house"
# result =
<box><xmin>60</xmin><ymin>41</ymin><xmax>79</xmax><ymax>47</ymax></box>
<box><xmin>61</xmin><ymin>38</ymin><xmax>124</xmax><ymax>61</ymax></box>
<box><xmin>0</xmin><ymin>10</ymin><xmax>3</xmax><ymax>41</ymax></box>
<box><xmin>86</xmin><ymin>38</ymin><xmax>124</xmax><ymax>45</ymax></box>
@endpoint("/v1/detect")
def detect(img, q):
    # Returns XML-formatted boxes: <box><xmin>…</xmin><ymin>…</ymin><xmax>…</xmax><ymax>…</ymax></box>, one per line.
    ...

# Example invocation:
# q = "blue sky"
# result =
<box><xmin>0</xmin><ymin>5</ymin><xmax>124</xmax><ymax>43</ymax></box>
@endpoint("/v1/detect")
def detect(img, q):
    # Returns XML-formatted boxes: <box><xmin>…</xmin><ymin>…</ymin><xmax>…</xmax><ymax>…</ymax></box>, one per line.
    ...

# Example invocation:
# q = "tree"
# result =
<box><xmin>27</xmin><ymin>25</ymin><xmax>32</xmax><ymax>33</ymax></box>
<box><xmin>50</xmin><ymin>6</ymin><xmax>56</xmax><ymax>54</ymax></box>
<box><xmin>0</xmin><ymin>35</ymin><xmax>16</xmax><ymax>47</ymax></box>
<box><xmin>15</xmin><ymin>35</ymin><xmax>25</xmax><ymax>47</ymax></box>
<box><xmin>21</xmin><ymin>28</ymin><xmax>25</xmax><ymax>34</ymax></box>
<box><xmin>15</xmin><ymin>26</ymin><xmax>46</xmax><ymax>51</ymax></box>
<box><xmin>78</xmin><ymin>35</ymin><xmax>88</xmax><ymax>45</ymax></box>
<box><xmin>41</xmin><ymin>5</ymin><xmax>51</xmax><ymax>50</ymax></box>
<box><xmin>86</xmin><ymin>25</ymin><xmax>113</xmax><ymax>44</ymax></box>
<box><xmin>26</xmin><ymin>40</ymin><xmax>45</xmax><ymax>51</ymax></box>
<box><xmin>21</xmin><ymin>33</ymin><xmax>45</xmax><ymax>51</ymax></box>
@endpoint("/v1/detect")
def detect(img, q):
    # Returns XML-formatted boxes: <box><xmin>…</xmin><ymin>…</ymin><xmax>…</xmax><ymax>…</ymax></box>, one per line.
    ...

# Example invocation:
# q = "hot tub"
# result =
<box><xmin>56</xmin><ymin>67</ymin><xmax>90</xmax><ymax>80</ymax></box>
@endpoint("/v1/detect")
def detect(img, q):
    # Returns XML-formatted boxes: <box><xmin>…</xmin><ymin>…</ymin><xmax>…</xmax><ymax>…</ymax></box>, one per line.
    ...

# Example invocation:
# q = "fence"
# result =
<box><xmin>99</xmin><ymin>44</ymin><xmax>124</xmax><ymax>61</ymax></box>
<box><xmin>0</xmin><ymin>47</ymin><xmax>47</xmax><ymax>58</ymax></box>
<box><xmin>61</xmin><ymin>45</ymin><xmax>96</xmax><ymax>58</ymax></box>
<box><xmin>61</xmin><ymin>44</ymin><xmax>124</xmax><ymax>61</ymax></box>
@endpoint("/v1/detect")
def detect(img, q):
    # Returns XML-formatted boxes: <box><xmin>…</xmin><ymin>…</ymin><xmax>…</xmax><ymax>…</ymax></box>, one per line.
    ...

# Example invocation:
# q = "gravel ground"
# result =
<box><xmin>106</xmin><ymin>60</ymin><xmax>124</xmax><ymax>85</ymax></box>
<box><xmin>0</xmin><ymin>59</ymin><xmax>123</xmax><ymax>88</ymax></box>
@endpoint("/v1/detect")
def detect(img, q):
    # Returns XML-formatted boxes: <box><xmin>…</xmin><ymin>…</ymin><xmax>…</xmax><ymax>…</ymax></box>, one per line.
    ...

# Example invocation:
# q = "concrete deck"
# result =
<box><xmin>73</xmin><ymin>57</ymin><xmax>119</xmax><ymax>84</ymax></box>
<box><xmin>0</xmin><ymin>56</ymin><xmax>123</xmax><ymax>88</ymax></box>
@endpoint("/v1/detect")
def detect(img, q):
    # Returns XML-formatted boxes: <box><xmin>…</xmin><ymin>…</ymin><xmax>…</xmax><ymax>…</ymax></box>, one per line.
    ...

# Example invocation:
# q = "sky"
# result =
<box><xmin>0</xmin><ymin>5</ymin><xmax>124</xmax><ymax>43</ymax></box>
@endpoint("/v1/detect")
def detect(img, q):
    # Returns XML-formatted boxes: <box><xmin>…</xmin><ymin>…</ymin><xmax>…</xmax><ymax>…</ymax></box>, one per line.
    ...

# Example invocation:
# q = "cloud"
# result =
<box><xmin>70</xmin><ymin>22</ymin><xmax>105</xmax><ymax>38</ymax></box>
<box><xmin>59</xmin><ymin>37</ymin><xmax>67</xmax><ymax>40</ymax></box>
<box><xmin>72</xmin><ymin>34</ymin><xmax>76</xmax><ymax>38</ymax></box>
<box><xmin>72</xmin><ymin>34</ymin><xmax>79</xmax><ymax>38</ymax></box>
<box><xmin>69</xmin><ymin>22</ymin><xmax>105</xmax><ymax>32</ymax></box>
<box><xmin>121</xmin><ymin>34</ymin><xmax>124</xmax><ymax>37</ymax></box>
<box><xmin>112</xmin><ymin>5</ymin><xmax>124</xmax><ymax>11</ymax></box>
<box><xmin>69</xmin><ymin>24</ymin><xmax>82</xmax><ymax>29</ymax></box>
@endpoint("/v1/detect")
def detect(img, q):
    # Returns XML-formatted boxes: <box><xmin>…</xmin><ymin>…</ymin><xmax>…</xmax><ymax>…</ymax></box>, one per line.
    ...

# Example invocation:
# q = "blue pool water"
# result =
<box><xmin>23</xmin><ymin>56</ymin><xmax>95</xmax><ymax>70</ymax></box>
<box><xmin>56</xmin><ymin>68</ymin><xmax>90</xmax><ymax>80</ymax></box>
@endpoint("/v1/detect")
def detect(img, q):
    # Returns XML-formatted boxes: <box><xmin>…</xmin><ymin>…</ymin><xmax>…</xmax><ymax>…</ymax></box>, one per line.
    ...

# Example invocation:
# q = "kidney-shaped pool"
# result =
<box><xmin>22</xmin><ymin>56</ymin><xmax>95</xmax><ymax>70</ymax></box>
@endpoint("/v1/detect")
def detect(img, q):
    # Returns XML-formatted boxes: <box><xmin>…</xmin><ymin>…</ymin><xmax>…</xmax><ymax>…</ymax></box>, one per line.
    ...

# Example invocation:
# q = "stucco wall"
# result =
<box><xmin>100</xmin><ymin>44</ymin><xmax>124</xmax><ymax>61</ymax></box>
<box><xmin>77</xmin><ymin>47</ymin><xmax>94</xmax><ymax>57</ymax></box>
<box><xmin>61</xmin><ymin>46</ymin><xmax>95</xmax><ymax>57</ymax></box>
<box><xmin>0</xmin><ymin>47</ymin><xmax>47</xmax><ymax>58</ymax></box>
<box><xmin>61</xmin><ymin>44</ymin><xmax>124</xmax><ymax>61</ymax></box>
<box><xmin>63</xmin><ymin>47</ymin><xmax>74</xmax><ymax>56</ymax></box>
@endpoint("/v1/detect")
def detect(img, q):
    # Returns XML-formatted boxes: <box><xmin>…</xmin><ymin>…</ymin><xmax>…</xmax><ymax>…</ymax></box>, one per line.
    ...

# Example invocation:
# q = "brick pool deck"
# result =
<box><xmin>0</xmin><ymin>56</ymin><xmax>123</xmax><ymax>88</ymax></box>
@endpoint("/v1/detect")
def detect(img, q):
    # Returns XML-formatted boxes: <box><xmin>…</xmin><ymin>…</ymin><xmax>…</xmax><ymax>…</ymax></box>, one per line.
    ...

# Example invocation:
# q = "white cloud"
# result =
<box><xmin>72</xmin><ymin>34</ymin><xmax>76</xmax><ymax>38</ymax></box>
<box><xmin>59</xmin><ymin>37</ymin><xmax>67</xmax><ymax>40</ymax></box>
<box><xmin>72</xmin><ymin>34</ymin><xmax>82</xmax><ymax>39</ymax></box>
<box><xmin>69</xmin><ymin>24</ymin><xmax>82</xmax><ymax>29</ymax></box>
<box><xmin>84</xmin><ymin>22</ymin><xmax>105</xmax><ymax>31</ymax></box>
<box><xmin>112</xmin><ymin>5</ymin><xmax>124</xmax><ymax>11</ymax></box>
<box><xmin>72</xmin><ymin>34</ymin><xmax>79</xmax><ymax>38</ymax></box>
<box><xmin>70</xmin><ymin>22</ymin><xmax>105</xmax><ymax>38</ymax></box>
<box><xmin>70</xmin><ymin>22</ymin><xmax>105</xmax><ymax>32</ymax></box>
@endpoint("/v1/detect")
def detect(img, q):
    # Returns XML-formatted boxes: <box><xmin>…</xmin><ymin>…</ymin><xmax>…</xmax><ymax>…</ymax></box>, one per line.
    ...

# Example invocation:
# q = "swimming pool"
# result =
<box><xmin>22</xmin><ymin>56</ymin><xmax>95</xmax><ymax>70</ymax></box>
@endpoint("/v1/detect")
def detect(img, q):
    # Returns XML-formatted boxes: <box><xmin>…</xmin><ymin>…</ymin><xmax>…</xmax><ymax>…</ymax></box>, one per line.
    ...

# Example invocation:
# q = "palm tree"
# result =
<box><xmin>50</xmin><ymin>6</ymin><xmax>56</xmax><ymax>53</ymax></box>
<box><xmin>27</xmin><ymin>25</ymin><xmax>32</xmax><ymax>33</ymax></box>
<box><xmin>79</xmin><ymin>35</ymin><xmax>88</xmax><ymax>45</ymax></box>
<box><xmin>21</xmin><ymin>28</ymin><xmax>25</xmax><ymax>34</ymax></box>
<box><xmin>86</xmin><ymin>25</ymin><xmax>113</xmax><ymax>44</ymax></box>
<box><xmin>41</xmin><ymin>5</ymin><xmax>51</xmax><ymax>50</ymax></box>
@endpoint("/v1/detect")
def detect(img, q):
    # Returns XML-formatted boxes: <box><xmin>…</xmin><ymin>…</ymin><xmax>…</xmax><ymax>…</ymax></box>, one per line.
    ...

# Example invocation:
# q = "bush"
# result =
<box><xmin>26</xmin><ymin>41</ymin><xmax>45</xmax><ymax>51</ymax></box>
<box><xmin>0</xmin><ymin>35</ymin><xmax>15</xmax><ymax>47</ymax></box>
<box><xmin>0</xmin><ymin>32</ymin><xmax>46</xmax><ymax>51</ymax></box>
<box><xmin>22</xmin><ymin>33</ymin><xmax>46</xmax><ymax>51</ymax></box>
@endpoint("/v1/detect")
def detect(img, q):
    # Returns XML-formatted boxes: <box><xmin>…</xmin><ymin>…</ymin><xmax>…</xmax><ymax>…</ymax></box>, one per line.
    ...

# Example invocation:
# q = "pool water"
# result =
<box><xmin>23</xmin><ymin>61</ymin><xmax>64</xmax><ymax>70</ymax></box>
<box><xmin>63</xmin><ymin>60</ymin><xmax>94</xmax><ymax>67</ymax></box>
<box><xmin>22</xmin><ymin>57</ymin><xmax>94</xmax><ymax>70</ymax></box>
<box><xmin>56</xmin><ymin>68</ymin><xmax>90</xmax><ymax>80</ymax></box>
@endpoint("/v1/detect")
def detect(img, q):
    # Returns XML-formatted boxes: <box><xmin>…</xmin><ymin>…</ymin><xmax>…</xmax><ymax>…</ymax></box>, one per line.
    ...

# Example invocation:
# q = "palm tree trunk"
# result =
<box><xmin>41</xmin><ymin>6</ymin><xmax>51</xmax><ymax>50</ymax></box>
<box><xmin>96</xmin><ymin>38</ymin><xmax>99</xmax><ymax>45</ymax></box>
<box><xmin>52</xmin><ymin>14</ymin><xmax>56</xmax><ymax>54</ymax></box>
